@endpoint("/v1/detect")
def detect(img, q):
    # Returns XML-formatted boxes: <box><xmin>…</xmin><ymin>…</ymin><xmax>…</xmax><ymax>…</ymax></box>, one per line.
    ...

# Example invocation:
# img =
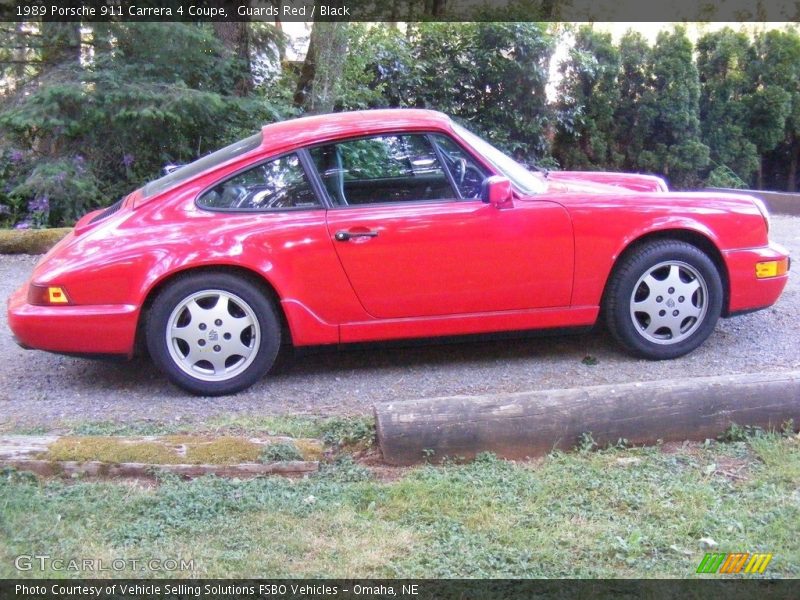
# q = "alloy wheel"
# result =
<box><xmin>628</xmin><ymin>260</ymin><xmax>709</xmax><ymax>345</ymax></box>
<box><xmin>165</xmin><ymin>289</ymin><xmax>261</xmax><ymax>382</ymax></box>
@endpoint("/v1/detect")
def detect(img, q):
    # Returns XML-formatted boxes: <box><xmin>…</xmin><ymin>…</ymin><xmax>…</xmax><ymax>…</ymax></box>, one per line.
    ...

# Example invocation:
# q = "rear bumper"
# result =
<box><xmin>724</xmin><ymin>242</ymin><xmax>790</xmax><ymax>315</ymax></box>
<box><xmin>7</xmin><ymin>284</ymin><xmax>139</xmax><ymax>356</ymax></box>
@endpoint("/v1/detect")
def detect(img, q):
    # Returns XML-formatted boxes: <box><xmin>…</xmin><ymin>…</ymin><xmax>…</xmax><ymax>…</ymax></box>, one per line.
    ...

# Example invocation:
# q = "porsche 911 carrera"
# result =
<box><xmin>8</xmin><ymin>109</ymin><xmax>790</xmax><ymax>395</ymax></box>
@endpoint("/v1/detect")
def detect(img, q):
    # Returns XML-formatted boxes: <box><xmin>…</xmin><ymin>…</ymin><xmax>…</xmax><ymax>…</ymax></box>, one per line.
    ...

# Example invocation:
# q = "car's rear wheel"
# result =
<box><xmin>605</xmin><ymin>240</ymin><xmax>723</xmax><ymax>359</ymax></box>
<box><xmin>146</xmin><ymin>273</ymin><xmax>280</xmax><ymax>395</ymax></box>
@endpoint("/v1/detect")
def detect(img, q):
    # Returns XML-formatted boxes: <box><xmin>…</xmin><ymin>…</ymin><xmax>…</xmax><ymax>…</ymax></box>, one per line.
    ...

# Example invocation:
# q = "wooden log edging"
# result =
<box><xmin>374</xmin><ymin>371</ymin><xmax>800</xmax><ymax>465</ymax></box>
<box><xmin>0</xmin><ymin>435</ymin><xmax>321</xmax><ymax>479</ymax></box>
<box><xmin>4</xmin><ymin>459</ymin><xmax>319</xmax><ymax>479</ymax></box>
<box><xmin>0</xmin><ymin>228</ymin><xmax>72</xmax><ymax>254</ymax></box>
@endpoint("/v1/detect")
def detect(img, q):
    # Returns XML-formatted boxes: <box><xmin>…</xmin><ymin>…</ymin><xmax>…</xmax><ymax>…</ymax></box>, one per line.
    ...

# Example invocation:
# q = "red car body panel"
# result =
<box><xmin>7</xmin><ymin>287</ymin><xmax>138</xmax><ymax>355</ymax></box>
<box><xmin>325</xmin><ymin>199</ymin><xmax>574</xmax><ymax>318</ymax></box>
<box><xmin>7</xmin><ymin>109</ymin><xmax>790</xmax><ymax>357</ymax></box>
<box><xmin>546</xmin><ymin>171</ymin><xmax>669</xmax><ymax>193</ymax></box>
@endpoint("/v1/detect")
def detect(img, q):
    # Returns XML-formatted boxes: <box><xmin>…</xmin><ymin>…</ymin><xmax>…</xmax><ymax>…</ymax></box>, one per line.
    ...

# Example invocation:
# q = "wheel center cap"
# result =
<box><xmin>666</xmin><ymin>298</ymin><xmax>675</xmax><ymax>308</ymax></box>
<box><xmin>208</xmin><ymin>330</ymin><xmax>219</xmax><ymax>341</ymax></box>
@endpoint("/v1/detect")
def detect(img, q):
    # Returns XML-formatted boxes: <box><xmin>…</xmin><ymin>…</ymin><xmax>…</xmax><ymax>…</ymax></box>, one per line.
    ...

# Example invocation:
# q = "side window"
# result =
<box><xmin>431</xmin><ymin>134</ymin><xmax>489</xmax><ymax>199</ymax></box>
<box><xmin>308</xmin><ymin>134</ymin><xmax>457</xmax><ymax>206</ymax></box>
<box><xmin>197</xmin><ymin>153</ymin><xmax>320</xmax><ymax>211</ymax></box>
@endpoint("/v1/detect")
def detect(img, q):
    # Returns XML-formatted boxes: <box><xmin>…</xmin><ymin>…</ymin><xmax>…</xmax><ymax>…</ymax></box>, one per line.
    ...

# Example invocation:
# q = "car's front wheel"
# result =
<box><xmin>146</xmin><ymin>273</ymin><xmax>280</xmax><ymax>395</ymax></box>
<box><xmin>605</xmin><ymin>240</ymin><xmax>723</xmax><ymax>359</ymax></box>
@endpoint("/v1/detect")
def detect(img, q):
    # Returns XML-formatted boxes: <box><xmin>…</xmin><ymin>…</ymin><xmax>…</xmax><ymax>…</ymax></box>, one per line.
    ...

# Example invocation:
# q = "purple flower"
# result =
<box><xmin>14</xmin><ymin>220</ymin><xmax>31</xmax><ymax>230</ymax></box>
<box><xmin>28</xmin><ymin>194</ymin><xmax>49</xmax><ymax>213</ymax></box>
<box><xmin>55</xmin><ymin>171</ymin><xmax>67</xmax><ymax>183</ymax></box>
<box><xmin>122</xmin><ymin>153</ymin><xmax>135</xmax><ymax>168</ymax></box>
<box><xmin>0</xmin><ymin>204</ymin><xmax>10</xmax><ymax>215</ymax></box>
<box><xmin>73</xmin><ymin>155</ymin><xmax>86</xmax><ymax>173</ymax></box>
<box><xmin>9</xmin><ymin>150</ymin><xmax>24</xmax><ymax>163</ymax></box>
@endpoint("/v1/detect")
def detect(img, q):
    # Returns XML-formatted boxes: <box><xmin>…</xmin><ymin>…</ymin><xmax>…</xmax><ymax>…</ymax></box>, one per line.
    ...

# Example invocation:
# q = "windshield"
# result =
<box><xmin>142</xmin><ymin>132</ymin><xmax>263</xmax><ymax>199</ymax></box>
<box><xmin>452</xmin><ymin>123</ymin><xmax>546</xmax><ymax>195</ymax></box>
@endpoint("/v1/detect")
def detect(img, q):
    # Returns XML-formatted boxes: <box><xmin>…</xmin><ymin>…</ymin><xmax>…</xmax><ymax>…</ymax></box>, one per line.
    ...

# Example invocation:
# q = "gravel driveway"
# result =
<box><xmin>1</xmin><ymin>215</ymin><xmax>798</xmax><ymax>430</ymax></box>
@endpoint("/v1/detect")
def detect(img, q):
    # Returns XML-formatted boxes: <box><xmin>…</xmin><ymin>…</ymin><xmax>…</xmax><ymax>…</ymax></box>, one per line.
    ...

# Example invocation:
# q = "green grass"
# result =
<box><xmin>1</xmin><ymin>434</ymin><xmax>798</xmax><ymax>578</ymax></box>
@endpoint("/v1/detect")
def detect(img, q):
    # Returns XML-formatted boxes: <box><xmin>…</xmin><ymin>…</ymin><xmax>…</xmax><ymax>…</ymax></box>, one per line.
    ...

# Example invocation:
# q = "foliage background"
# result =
<box><xmin>2</xmin><ymin>21</ymin><xmax>800</xmax><ymax>228</ymax></box>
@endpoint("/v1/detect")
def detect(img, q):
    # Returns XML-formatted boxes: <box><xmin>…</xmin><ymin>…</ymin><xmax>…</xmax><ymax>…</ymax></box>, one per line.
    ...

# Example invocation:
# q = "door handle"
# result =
<box><xmin>334</xmin><ymin>230</ymin><xmax>379</xmax><ymax>242</ymax></box>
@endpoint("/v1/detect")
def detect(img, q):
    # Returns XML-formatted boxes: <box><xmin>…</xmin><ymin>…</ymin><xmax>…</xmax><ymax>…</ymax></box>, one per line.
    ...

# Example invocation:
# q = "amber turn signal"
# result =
<box><xmin>755</xmin><ymin>258</ymin><xmax>789</xmax><ymax>279</ymax></box>
<box><xmin>27</xmin><ymin>284</ymin><xmax>70</xmax><ymax>305</ymax></box>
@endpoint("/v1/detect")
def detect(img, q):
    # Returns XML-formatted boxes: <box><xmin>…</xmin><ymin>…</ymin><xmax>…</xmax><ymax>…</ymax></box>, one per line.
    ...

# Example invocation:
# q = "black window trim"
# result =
<box><xmin>427</xmin><ymin>133</ymin><xmax>463</xmax><ymax>200</ymax></box>
<box><xmin>300</xmin><ymin>130</ymin><xmax>492</xmax><ymax>210</ymax></box>
<box><xmin>193</xmin><ymin>130</ymin><xmax>498</xmax><ymax>213</ymax></box>
<box><xmin>426</xmin><ymin>132</ymin><xmax>491</xmax><ymax>201</ymax></box>
<box><xmin>145</xmin><ymin>131</ymin><xmax>263</xmax><ymax>200</ymax></box>
<box><xmin>194</xmin><ymin>150</ymin><xmax>330</xmax><ymax>214</ymax></box>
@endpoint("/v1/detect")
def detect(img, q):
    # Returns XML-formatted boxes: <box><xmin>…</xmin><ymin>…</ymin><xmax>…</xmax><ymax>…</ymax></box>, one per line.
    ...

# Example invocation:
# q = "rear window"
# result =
<box><xmin>141</xmin><ymin>132</ymin><xmax>262</xmax><ymax>199</ymax></box>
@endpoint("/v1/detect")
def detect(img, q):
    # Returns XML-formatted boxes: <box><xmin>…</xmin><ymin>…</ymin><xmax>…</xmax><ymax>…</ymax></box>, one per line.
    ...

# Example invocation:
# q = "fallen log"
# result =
<box><xmin>374</xmin><ymin>371</ymin><xmax>800</xmax><ymax>465</ymax></box>
<box><xmin>0</xmin><ymin>228</ymin><xmax>71</xmax><ymax>255</ymax></box>
<box><xmin>0</xmin><ymin>435</ymin><xmax>58</xmax><ymax>460</ymax></box>
<box><xmin>4</xmin><ymin>459</ymin><xmax>318</xmax><ymax>479</ymax></box>
<box><xmin>0</xmin><ymin>434</ymin><xmax>321</xmax><ymax>479</ymax></box>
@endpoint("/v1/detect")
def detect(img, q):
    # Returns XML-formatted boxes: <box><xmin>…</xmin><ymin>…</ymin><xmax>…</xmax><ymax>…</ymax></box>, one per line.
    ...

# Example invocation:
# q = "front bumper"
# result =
<box><xmin>724</xmin><ymin>242</ymin><xmax>790</xmax><ymax>315</ymax></box>
<box><xmin>7</xmin><ymin>284</ymin><xmax>139</xmax><ymax>356</ymax></box>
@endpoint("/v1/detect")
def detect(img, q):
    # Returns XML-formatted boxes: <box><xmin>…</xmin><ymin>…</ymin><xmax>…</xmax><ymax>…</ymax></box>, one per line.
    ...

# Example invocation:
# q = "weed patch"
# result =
<box><xmin>259</xmin><ymin>443</ymin><xmax>304</xmax><ymax>463</ymax></box>
<box><xmin>2</xmin><ymin>435</ymin><xmax>798</xmax><ymax>578</ymax></box>
<box><xmin>318</xmin><ymin>417</ymin><xmax>375</xmax><ymax>449</ymax></box>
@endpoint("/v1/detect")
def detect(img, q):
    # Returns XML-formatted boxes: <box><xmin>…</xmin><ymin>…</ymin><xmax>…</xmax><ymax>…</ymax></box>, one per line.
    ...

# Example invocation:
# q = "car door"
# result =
<box><xmin>310</xmin><ymin>132</ymin><xmax>574</xmax><ymax>320</ymax></box>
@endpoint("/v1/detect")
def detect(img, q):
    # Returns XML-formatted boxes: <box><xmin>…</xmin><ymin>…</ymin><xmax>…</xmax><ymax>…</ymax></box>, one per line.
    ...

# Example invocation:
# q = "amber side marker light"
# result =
<box><xmin>27</xmin><ymin>284</ymin><xmax>70</xmax><ymax>305</ymax></box>
<box><xmin>755</xmin><ymin>258</ymin><xmax>789</xmax><ymax>279</ymax></box>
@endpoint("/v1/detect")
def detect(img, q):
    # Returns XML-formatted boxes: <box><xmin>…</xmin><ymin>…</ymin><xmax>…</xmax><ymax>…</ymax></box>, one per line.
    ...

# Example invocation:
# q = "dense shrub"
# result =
<box><xmin>0</xmin><ymin>23</ymin><xmax>289</xmax><ymax>227</ymax></box>
<box><xmin>4</xmin><ymin>22</ymin><xmax>800</xmax><ymax>229</ymax></box>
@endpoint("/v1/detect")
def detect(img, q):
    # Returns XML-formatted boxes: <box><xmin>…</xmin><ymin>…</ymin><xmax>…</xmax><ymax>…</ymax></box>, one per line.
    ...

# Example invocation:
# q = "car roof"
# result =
<box><xmin>258</xmin><ymin>109</ymin><xmax>454</xmax><ymax>154</ymax></box>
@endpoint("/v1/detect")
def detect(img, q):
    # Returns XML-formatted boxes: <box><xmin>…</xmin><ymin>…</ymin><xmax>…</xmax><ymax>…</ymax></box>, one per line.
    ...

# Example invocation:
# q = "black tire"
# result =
<box><xmin>605</xmin><ymin>240</ymin><xmax>723</xmax><ymax>360</ymax></box>
<box><xmin>145</xmin><ymin>272</ymin><xmax>280</xmax><ymax>395</ymax></box>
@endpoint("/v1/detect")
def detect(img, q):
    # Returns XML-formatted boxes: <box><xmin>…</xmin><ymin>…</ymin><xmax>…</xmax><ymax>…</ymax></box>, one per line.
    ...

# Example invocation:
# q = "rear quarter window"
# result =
<box><xmin>143</xmin><ymin>132</ymin><xmax>262</xmax><ymax>199</ymax></box>
<box><xmin>197</xmin><ymin>153</ymin><xmax>320</xmax><ymax>211</ymax></box>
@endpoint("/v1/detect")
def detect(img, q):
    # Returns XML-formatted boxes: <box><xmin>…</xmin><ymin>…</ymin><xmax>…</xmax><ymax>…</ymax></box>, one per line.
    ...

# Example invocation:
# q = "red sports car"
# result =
<box><xmin>8</xmin><ymin>109</ymin><xmax>790</xmax><ymax>395</ymax></box>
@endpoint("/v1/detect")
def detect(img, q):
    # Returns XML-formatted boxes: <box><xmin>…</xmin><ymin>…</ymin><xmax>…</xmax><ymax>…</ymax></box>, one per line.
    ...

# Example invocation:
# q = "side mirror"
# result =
<box><xmin>481</xmin><ymin>176</ymin><xmax>514</xmax><ymax>208</ymax></box>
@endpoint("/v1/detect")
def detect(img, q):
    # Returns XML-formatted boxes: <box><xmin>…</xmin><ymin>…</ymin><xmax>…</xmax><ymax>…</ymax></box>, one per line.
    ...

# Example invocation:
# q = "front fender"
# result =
<box><xmin>567</xmin><ymin>199</ymin><xmax>763</xmax><ymax>308</ymax></box>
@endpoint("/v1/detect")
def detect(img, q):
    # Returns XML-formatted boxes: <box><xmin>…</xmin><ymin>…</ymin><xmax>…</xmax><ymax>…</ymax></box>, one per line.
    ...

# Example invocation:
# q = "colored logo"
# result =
<box><xmin>697</xmin><ymin>553</ymin><xmax>773</xmax><ymax>574</ymax></box>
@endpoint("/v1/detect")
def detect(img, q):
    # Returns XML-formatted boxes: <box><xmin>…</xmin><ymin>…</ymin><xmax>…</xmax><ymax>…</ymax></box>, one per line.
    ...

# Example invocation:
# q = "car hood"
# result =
<box><xmin>541</xmin><ymin>171</ymin><xmax>669</xmax><ymax>193</ymax></box>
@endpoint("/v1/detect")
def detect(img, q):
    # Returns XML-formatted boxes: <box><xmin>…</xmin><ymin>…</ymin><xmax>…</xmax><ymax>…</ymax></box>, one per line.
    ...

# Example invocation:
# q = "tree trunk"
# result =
<box><xmin>90</xmin><ymin>23</ymin><xmax>114</xmax><ymax>54</ymax></box>
<box><xmin>213</xmin><ymin>22</ymin><xmax>252</xmax><ymax>96</ymax></box>
<box><xmin>273</xmin><ymin>17</ymin><xmax>286</xmax><ymax>63</ymax></box>
<box><xmin>788</xmin><ymin>137</ymin><xmax>798</xmax><ymax>192</ymax></box>
<box><xmin>425</xmin><ymin>0</ymin><xmax>447</xmax><ymax>16</ymax></box>
<box><xmin>539</xmin><ymin>0</ymin><xmax>560</xmax><ymax>18</ymax></box>
<box><xmin>758</xmin><ymin>155</ymin><xmax>765</xmax><ymax>190</ymax></box>
<box><xmin>375</xmin><ymin>371</ymin><xmax>800</xmax><ymax>465</ymax></box>
<box><xmin>11</xmin><ymin>22</ymin><xmax>27</xmax><ymax>89</ymax></box>
<box><xmin>293</xmin><ymin>21</ymin><xmax>349</xmax><ymax>114</ymax></box>
<box><xmin>40</xmin><ymin>22</ymin><xmax>81</xmax><ymax>69</ymax></box>
<box><xmin>40</xmin><ymin>22</ymin><xmax>81</xmax><ymax>67</ymax></box>
<box><xmin>293</xmin><ymin>28</ymin><xmax>317</xmax><ymax>108</ymax></box>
